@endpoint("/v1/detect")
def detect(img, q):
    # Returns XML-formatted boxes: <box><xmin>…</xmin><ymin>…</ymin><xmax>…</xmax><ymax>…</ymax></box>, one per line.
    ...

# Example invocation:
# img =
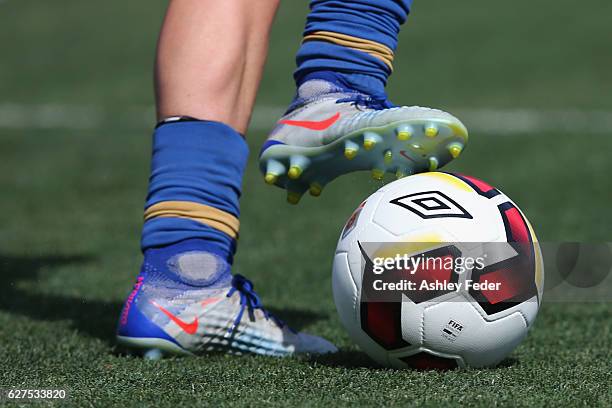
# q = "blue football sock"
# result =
<box><xmin>139</xmin><ymin>119</ymin><xmax>248</xmax><ymax>285</ymax></box>
<box><xmin>295</xmin><ymin>0</ymin><xmax>413</xmax><ymax>96</ymax></box>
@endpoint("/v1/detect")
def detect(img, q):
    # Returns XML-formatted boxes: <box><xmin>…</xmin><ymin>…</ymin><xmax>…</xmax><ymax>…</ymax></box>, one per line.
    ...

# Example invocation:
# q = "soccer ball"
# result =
<box><xmin>332</xmin><ymin>172</ymin><xmax>544</xmax><ymax>369</ymax></box>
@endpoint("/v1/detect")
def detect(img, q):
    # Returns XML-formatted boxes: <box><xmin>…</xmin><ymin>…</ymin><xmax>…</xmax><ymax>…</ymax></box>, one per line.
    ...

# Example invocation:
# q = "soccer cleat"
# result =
<box><xmin>448</xmin><ymin>143</ymin><xmax>463</xmax><ymax>159</ymax></box>
<box><xmin>428</xmin><ymin>157</ymin><xmax>439</xmax><ymax>171</ymax></box>
<box><xmin>425</xmin><ymin>125</ymin><xmax>439</xmax><ymax>138</ymax></box>
<box><xmin>396</xmin><ymin>125</ymin><xmax>413</xmax><ymax>141</ymax></box>
<box><xmin>371</xmin><ymin>168</ymin><xmax>385</xmax><ymax>181</ymax></box>
<box><xmin>363</xmin><ymin>132</ymin><xmax>381</xmax><ymax>150</ymax></box>
<box><xmin>287</xmin><ymin>190</ymin><xmax>302</xmax><ymax>205</ymax></box>
<box><xmin>344</xmin><ymin>140</ymin><xmax>359</xmax><ymax>160</ymax></box>
<box><xmin>265</xmin><ymin>173</ymin><xmax>278</xmax><ymax>185</ymax></box>
<box><xmin>259</xmin><ymin>78</ymin><xmax>468</xmax><ymax>202</ymax></box>
<box><xmin>116</xmin><ymin>252</ymin><xmax>337</xmax><ymax>358</ymax></box>
<box><xmin>309</xmin><ymin>182</ymin><xmax>323</xmax><ymax>197</ymax></box>
<box><xmin>384</xmin><ymin>150</ymin><xmax>393</xmax><ymax>165</ymax></box>
<box><xmin>264</xmin><ymin>159</ymin><xmax>286</xmax><ymax>185</ymax></box>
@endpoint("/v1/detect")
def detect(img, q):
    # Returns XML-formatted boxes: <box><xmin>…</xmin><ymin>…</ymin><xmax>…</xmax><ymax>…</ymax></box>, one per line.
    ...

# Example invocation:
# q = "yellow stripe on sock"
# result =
<box><xmin>303</xmin><ymin>31</ymin><xmax>395</xmax><ymax>71</ymax></box>
<box><xmin>144</xmin><ymin>201</ymin><xmax>240</xmax><ymax>239</ymax></box>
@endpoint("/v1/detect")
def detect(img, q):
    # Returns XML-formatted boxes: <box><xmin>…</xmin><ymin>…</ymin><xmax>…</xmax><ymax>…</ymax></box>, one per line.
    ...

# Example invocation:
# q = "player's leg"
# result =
<box><xmin>260</xmin><ymin>0</ymin><xmax>469</xmax><ymax>203</ymax></box>
<box><xmin>116</xmin><ymin>0</ymin><xmax>336</xmax><ymax>358</ymax></box>
<box><xmin>155</xmin><ymin>0</ymin><xmax>278</xmax><ymax>133</ymax></box>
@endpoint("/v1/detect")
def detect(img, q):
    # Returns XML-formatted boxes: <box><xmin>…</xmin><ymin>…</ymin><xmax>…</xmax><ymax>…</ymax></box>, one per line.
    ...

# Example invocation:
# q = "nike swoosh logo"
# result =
<box><xmin>399</xmin><ymin>150</ymin><xmax>416</xmax><ymax>163</ymax></box>
<box><xmin>151</xmin><ymin>300</ymin><xmax>198</xmax><ymax>335</ymax></box>
<box><xmin>279</xmin><ymin>112</ymin><xmax>341</xmax><ymax>131</ymax></box>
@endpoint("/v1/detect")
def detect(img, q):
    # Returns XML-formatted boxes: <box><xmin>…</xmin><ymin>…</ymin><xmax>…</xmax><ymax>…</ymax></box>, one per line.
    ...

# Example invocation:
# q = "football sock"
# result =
<box><xmin>295</xmin><ymin>0</ymin><xmax>413</xmax><ymax>96</ymax></box>
<box><xmin>138</xmin><ymin>119</ymin><xmax>248</xmax><ymax>287</ymax></box>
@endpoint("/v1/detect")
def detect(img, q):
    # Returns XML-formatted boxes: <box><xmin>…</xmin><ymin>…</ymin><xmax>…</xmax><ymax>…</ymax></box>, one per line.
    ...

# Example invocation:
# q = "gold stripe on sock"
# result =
<box><xmin>303</xmin><ymin>30</ymin><xmax>395</xmax><ymax>71</ymax></box>
<box><xmin>144</xmin><ymin>201</ymin><xmax>240</xmax><ymax>239</ymax></box>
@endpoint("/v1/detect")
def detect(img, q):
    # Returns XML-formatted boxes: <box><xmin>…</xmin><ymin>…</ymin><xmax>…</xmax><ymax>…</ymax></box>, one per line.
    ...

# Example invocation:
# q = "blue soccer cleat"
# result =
<box><xmin>116</xmin><ymin>249</ymin><xmax>337</xmax><ymax>358</ymax></box>
<box><xmin>259</xmin><ymin>76</ymin><xmax>468</xmax><ymax>204</ymax></box>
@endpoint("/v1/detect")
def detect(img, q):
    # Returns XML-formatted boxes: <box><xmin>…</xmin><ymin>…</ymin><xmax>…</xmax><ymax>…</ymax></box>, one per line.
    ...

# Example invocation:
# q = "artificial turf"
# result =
<box><xmin>1</xmin><ymin>0</ymin><xmax>610</xmax><ymax>406</ymax></box>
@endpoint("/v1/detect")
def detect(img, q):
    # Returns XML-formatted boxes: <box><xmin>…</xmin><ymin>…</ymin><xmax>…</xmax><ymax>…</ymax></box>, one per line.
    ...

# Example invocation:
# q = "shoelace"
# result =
<box><xmin>225</xmin><ymin>274</ymin><xmax>287</xmax><ymax>335</ymax></box>
<box><xmin>337</xmin><ymin>90</ymin><xmax>396</xmax><ymax>110</ymax></box>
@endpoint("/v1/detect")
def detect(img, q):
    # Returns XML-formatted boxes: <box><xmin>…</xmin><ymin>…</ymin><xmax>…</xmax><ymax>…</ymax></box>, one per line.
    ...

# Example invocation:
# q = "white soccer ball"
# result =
<box><xmin>332</xmin><ymin>172</ymin><xmax>544</xmax><ymax>369</ymax></box>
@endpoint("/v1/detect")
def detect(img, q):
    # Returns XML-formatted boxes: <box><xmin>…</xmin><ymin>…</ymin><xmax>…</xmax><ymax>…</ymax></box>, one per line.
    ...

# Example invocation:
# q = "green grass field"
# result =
<box><xmin>1</xmin><ymin>0</ymin><xmax>611</xmax><ymax>406</ymax></box>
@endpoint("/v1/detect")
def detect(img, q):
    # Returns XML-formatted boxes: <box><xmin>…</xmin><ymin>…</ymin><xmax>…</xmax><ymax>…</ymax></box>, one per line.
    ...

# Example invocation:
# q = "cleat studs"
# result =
<box><xmin>287</xmin><ymin>191</ymin><xmax>302</xmax><ymax>205</ymax></box>
<box><xmin>428</xmin><ymin>157</ymin><xmax>439</xmax><ymax>171</ymax></box>
<box><xmin>396</xmin><ymin>170</ymin><xmax>407</xmax><ymax>179</ymax></box>
<box><xmin>144</xmin><ymin>349</ymin><xmax>163</xmax><ymax>360</ymax></box>
<box><xmin>396</xmin><ymin>125</ymin><xmax>413</xmax><ymax>141</ymax></box>
<box><xmin>288</xmin><ymin>155</ymin><xmax>310</xmax><ymax>180</ymax></box>
<box><xmin>363</xmin><ymin>132</ymin><xmax>381</xmax><ymax>150</ymax></box>
<box><xmin>288</xmin><ymin>166</ymin><xmax>303</xmax><ymax>180</ymax></box>
<box><xmin>264</xmin><ymin>159</ymin><xmax>286</xmax><ymax>184</ymax></box>
<box><xmin>264</xmin><ymin>173</ymin><xmax>278</xmax><ymax>185</ymax></box>
<box><xmin>384</xmin><ymin>150</ymin><xmax>393</xmax><ymax>165</ymax></box>
<box><xmin>371</xmin><ymin>168</ymin><xmax>385</xmax><ymax>181</ymax></box>
<box><xmin>425</xmin><ymin>124</ymin><xmax>439</xmax><ymax>138</ymax></box>
<box><xmin>448</xmin><ymin>143</ymin><xmax>463</xmax><ymax>159</ymax></box>
<box><xmin>309</xmin><ymin>182</ymin><xmax>323</xmax><ymax>197</ymax></box>
<box><xmin>397</xmin><ymin>131</ymin><xmax>411</xmax><ymax>141</ymax></box>
<box><xmin>344</xmin><ymin>140</ymin><xmax>359</xmax><ymax>160</ymax></box>
<box><xmin>344</xmin><ymin>149</ymin><xmax>358</xmax><ymax>160</ymax></box>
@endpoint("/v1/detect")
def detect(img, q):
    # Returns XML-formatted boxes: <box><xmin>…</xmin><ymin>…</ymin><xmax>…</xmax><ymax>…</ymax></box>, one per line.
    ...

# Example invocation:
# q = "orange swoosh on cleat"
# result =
<box><xmin>151</xmin><ymin>300</ymin><xmax>198</xmax><ymax>335</ymax></box>
<box><xmin>279</xmin><ymin>112</ymin><xmax>340</xmax><ymax>131</ymax></box>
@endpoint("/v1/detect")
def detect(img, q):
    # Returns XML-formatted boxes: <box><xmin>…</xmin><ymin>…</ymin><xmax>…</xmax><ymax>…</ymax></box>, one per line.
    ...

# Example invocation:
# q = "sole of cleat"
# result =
<box><xmin>116</xmin><ymin>335</ymin><xmax>193</xmax><ymax>359</ymax></box>
<box><xmin>259</xmin><ymin>117</ymin><xmax>468</xmax><ymax>198</ymax></box>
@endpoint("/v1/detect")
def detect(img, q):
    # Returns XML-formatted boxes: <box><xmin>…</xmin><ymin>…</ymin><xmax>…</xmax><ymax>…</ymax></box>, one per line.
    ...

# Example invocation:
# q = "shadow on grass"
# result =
<box><xmin>0</xmin><ymin>253</ymin><xmax>121</xmax><ymax>344</ymax></box>
<box><xmin>308</xmin><ymin>350</ymin><xmax>519</xmax><ymax>371</ymax></box>
<box><xmin>266</xmin><ymin>307</ymin><xmax>329</xmax><ymax>332</ymax></box>
<box><xmin>0</xmin><ymin>254</ymin><xmax>329</xmax><ymax>346</ymax></box>
<box><xmin>308</xmin><ymin>350</ymin><xmax>381</xmax><ymax>369</ymax></box>
<box><xmin>494</xmin><ymin>357</ymin><xmax>519</xmax><ymax>369</ymax></box>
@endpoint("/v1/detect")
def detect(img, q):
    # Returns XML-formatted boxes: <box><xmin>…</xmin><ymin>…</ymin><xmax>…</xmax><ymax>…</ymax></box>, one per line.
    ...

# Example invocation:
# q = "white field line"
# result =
<box><xmin>0</xmin><ymin>103</ymin><xmax>611</xmax><ymax>135</ymax></box>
